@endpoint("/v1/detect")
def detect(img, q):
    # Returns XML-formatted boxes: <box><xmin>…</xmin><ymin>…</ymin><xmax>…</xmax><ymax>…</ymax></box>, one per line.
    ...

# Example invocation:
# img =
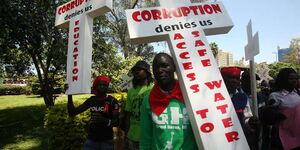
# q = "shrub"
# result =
<box><xmin>44</xmin><ymin>102</ymin><xmax>90</xmax><ymax>150</ymax></box>
<box><xmin>0</xmin><ymin>84</ymin><xmax>31</xmax><ymax>95</ymax></box>
<box><xmin>28</xmin><ymin>75</ymin><xmax>65</xmax><ymax>95</ymax></box>
<box><xmin>44</xmin><ymin>93</ymin><xmax>127</xmax><ymax>150</ymax></box>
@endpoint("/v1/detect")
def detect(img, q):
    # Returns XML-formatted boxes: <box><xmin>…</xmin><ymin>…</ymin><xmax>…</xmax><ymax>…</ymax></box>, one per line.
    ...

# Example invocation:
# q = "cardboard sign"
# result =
<box><xmin>55</xmin><ymin>0</ymin><xmax>112</xmax><ymax>95</ymax></box>
<box><xmin>119</xmin><ymin>74</ymin><xmax>133</xmax><ymax>91</ymax></box>
<box><xmin>126</xmin><ymin>0</ymin><xmax>249</xmax><ymax>149</ymax></box>
<box><xmin>245</xmin><ymin>20</ymin><xmax>260</xmax><ymax>61</ymax></box>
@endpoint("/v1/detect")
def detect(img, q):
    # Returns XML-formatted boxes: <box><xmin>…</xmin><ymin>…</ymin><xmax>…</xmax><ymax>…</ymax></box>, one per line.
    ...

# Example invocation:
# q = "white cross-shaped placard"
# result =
<box><xmin>245</xmin><ymin>20</ymin><xmax>259</xmax><ymax>61</ymax></box>
<box><xmin>119</xmin><ymin>74</ymin><xmax>133</xmax><ymax>91</ymax></box>
<box><xmin>55</xmin><ymin>0</ymin><xmax>112</xmax><ymax>95</ymax></box>
<box><xmin>126</xmin><ymin>0</ymin><xmax>249</xmax><ymax>149</ymax></box>
<box><xmin>244</xmin><ymin>20</ymin><xmax>260</xmax><ymax>117</ymax></box>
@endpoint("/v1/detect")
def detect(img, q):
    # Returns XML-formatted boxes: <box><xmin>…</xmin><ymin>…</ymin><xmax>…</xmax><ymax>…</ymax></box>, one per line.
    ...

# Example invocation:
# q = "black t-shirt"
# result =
<box><xmin>84</xmin><ymin>95</ymin><xmax>119</xmax><ymax>141</ymax></box>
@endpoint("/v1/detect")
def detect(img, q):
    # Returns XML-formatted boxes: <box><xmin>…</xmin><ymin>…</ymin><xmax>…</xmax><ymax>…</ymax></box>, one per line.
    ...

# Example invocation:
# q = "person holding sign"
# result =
<box><xmin>124</xmin><ymin>61</ymin><xmax>154</xmax><ymax>150</ymax></box>
<box><xmin>221</xmin><ymin>67</ymin><xmax>258</xmax><ymax>150</ymax></box>
<box><xmin>66</xmin><ymin>76</ymin><xmax>119</xmax><ymax>150</ymax></box>
<box><xmin>140</xmin><ymin>53</ymin><xmax>197</xmax><ymax>150</ymax></box>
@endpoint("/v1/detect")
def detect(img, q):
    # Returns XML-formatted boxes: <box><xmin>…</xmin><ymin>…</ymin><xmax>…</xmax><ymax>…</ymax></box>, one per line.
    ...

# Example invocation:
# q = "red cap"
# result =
<box><xmin>92</xmin><ymin>76</ymin><xmax>110</xmax><ymax>95</ymax></box>
<box><xmin>221</xmin><ymin>67</ymin><xmax>241</xmax><ymax>76</ymax></box>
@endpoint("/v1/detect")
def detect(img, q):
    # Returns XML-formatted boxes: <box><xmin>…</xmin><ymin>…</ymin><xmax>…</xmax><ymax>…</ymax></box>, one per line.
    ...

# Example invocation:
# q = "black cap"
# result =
<box><xmin>131</xmin><ymin>61</ymin><xmax>150</xmax><ymax>73</ymax></box>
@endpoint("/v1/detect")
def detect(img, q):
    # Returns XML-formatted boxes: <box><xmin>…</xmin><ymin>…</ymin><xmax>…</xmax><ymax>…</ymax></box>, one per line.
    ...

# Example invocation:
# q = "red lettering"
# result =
<box><xmin>72</xmin><ymin>76</ymin><xmax>78</xmax><ymax>81</ymax></box>
<box><xmin>201</xmin><ymin>59</ymin><xmax>211</xmax><ymax>67</ymax></box>
<box><xmin>198</xmin><ymin>5</ymin><xmax>205</xmax><ymax>14</ymax></box>
<box><xmin>132</xmin><ymin>11</ymin><xmax>141</xmax><ymax>22</ymax></box>
<box><xmin>179</xmin><ymin>52</ymin><xmax>189</xmax><ymax>59</ymax></box>
<box><xmin>72</xmin><ymin>68</ymin><xmax>79</xmax><ymax>74</ymax></box>
<box><xmin>222</xmin><ymin>118</ymin><xmax>233</xmax><ymax>128</ymax></box>
<box><xmin>203</xmin><ymin>5</ymin><xmax>213</xmax><ymax>14</ymax></box>
<box><xmin>182</xmin><ymin>62</ymin><xmax>192</xmax><ymax>70</ymax></box>
<box><xmin>192</xmin><ymin>31</ymin><xmax>200</xmax><ymax>37</ymax></box>
<box><xmin>195</xmin><ymin>40</ymin><xmax>205</xmax><ymax>47</ymax></box>
<box><xmin>171</xmin><ymin>8</ymin><xmax>182</xmax><ymax>17</ymax></box>
<box><xmin>74</xmin><ymin>40</ymin><xmax>79</xmax><ymax>45</ymax></box>
<box><xmin>212</xmin><ymin>4</ymin><xmax>222</xmax><ymax>13</ymax></box>
<box><xmin>214</xmin><ymin>93</ymin><xmax>225</xmax><ymax>102</ymax></box>
<box><xmin>200</xmin><ymin>123</ymin><xmax>214</xmax><ymax>133</ymax></box>
<box><xmin>67</xmin><ymin>3</ymin><xmax>71</xmax><ymax>11</ymax></box>
<box><xmin>189</xmin><ymin>6</ymin><xmax>199</xmax><ymax>15</ymax></box>
<box><xmin>73</xmin><ymin>54</ymin><xmax>79</xmax><ymax>59</ymax></box>
<box><xmin>216</xmin><ymin>104</ymin><xmax>228</xmax><ymax>114</ymax></box>
<box><xmin>71</xmin><ymin>1</ymin><xmax>75</xmax><ymax>9</ymax></box>
<box><xmin>74</xmin><ymin>61</ymin><xmax>78</xmax><ymax>67</ymax></box>
<box><xmin>190</xmin><ymin>84</ymin><xmax>200</xmax><ymax>93</ymax></box>
<box><xmin>75</xmin><ymin>20</ymin><xmax>79</xmax><ymax>25</ymax></box>
<box><xmin>62</xmin><ymin>6</ymin><xmax>66</xmax><ymax>14</ymax></box>
<box><xmin>74</xmin><ymin>27</ymin><xmax>80</xmax><ymax>32</ymax></box>
<box><xmin>174</xmin><ymin>33</ymin><xmax>184</xmax><ymax>40</ymax></box>
<box><xmin>73</xmin><ymin>47</ymin><xmax>79</xmax><ymax>53</ymax></box>
<box><xmin>176</xmin><ymin>42</ymin><xmax>186</xmax><ymax>49</ymax></box>
<box><xmin>58</xmin><ymin>8</ymin><xmax>62</xmax><ymax>15</ymax></box>
<box><xmin>186</xmin><ymin>73</ymin><xmax>196</xmax><ymax>81</ymax></box>
<box><xmin>151</xmin><ymin>9</ymin><xmax>162</xmax><ymax>20</ymax></box>
<box><xmin>180</xmin><ymin>7</ymin><xmax>190</xmax><ymax>16</ymax></box>
<box><xmin>196</xmin><ymin>109</ymin><xmax>208</xmax><ymax>119</ymax></box>
<box><xmin>162</xmin><ymin>9</ymin><xmax>172</xmax><ymax>19</ymax></box>
<box><xmin>141</xmin><ymin>10</ymin><xmax>152</xmax><ymax>21</ymax></box>
<box><xmin>74</xmin><ymin>33</ymin><xmax>79</xmax><ymax>39</ymax></box>
<box><xmin>205</xmin><ymin>80</ymin><xmax>222</xmax><ymax>89</ymax></box>
<box><xmin>225</xmin><ymin>131</ymin><xmax>239</xmax><ymax>142</ymax></box>
<box><xmin>197</xmin><ymin>49</ymin><xmax>207</xmax><ymax>56</ymax></box>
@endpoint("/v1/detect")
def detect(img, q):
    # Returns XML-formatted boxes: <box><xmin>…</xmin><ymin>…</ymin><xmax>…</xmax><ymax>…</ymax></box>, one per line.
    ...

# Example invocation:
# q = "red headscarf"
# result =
<box><xmin>91</xmin><ymin>76</ymin><xmax>110</xmax><ymax>96</ymax></box>
<box><xmin>221</xmin><ymin>67</ymin><xmax>241</xmax><ymax>76</ymax></box>
<box><xmin>149</xmin><ymin>80</ymin><xmax>184</xmax><ymax>116</ymax></box>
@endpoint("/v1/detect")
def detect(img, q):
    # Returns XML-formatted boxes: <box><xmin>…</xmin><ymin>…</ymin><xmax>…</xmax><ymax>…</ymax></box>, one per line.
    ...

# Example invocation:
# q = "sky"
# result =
<box><xmin>155</xmin><ymin>0</ymin><xmax>300</xmax><ymax>64</ymax></box>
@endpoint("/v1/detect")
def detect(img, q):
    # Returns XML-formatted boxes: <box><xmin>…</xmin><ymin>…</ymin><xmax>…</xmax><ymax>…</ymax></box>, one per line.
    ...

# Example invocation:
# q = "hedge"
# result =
<box><xmin>44</xmin><ymin>93</ymin><xmax>127</xmax><ymax>150</ymax></box>
<box><xmin>0</xmin><ymin>84</ymin><xmax>31</xmax><ymax>95</ymax></box>
<box><xmin>44</xmin><ymin>102</ymin><xmax>90</xmax><ymax>150</ymax></box>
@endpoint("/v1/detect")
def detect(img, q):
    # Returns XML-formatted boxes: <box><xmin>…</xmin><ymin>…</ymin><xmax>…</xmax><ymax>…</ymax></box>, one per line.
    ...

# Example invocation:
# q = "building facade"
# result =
<box><xmin>278</xmin><ymin>48</ymin><xmax>291</xmax><ymax>62</ymax></box>
<box><xmin>216</xmin><ymin>49</ymin><xmax>233</xmax><ymax>67</ymax></box>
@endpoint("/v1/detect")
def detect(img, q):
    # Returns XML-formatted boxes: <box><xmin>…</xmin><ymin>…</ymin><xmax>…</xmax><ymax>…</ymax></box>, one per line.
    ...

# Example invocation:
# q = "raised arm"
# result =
<box><xmin>67</xmin><ymin>95</ymin><xmax>89</xmax><ymax>117</ymax></box>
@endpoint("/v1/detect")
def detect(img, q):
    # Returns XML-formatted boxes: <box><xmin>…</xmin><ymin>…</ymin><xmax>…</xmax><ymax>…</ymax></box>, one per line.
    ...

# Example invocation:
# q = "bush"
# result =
<box><xmin>44</xmin><ymin>102</ymin><xmax>90</xmax><ymax>150</ymax></box>
<box><xmin>0</xmin><ymin>84</ymin><xmax>31</xmax><ymax>95</ymax></box>
<box><xmin>44</xmin><ymin>93</ymin><xmax>127</xmax><ymax>150</ymax></box>
<box><xmin>28</xmin><ymin>75</ymin><xmax>65</xmax><ymax>95</ymax></box>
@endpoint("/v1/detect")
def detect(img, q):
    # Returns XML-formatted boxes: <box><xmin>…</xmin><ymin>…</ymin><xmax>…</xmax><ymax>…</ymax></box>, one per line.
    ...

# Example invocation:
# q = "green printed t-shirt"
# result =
<box><xmin>140</xmin><ymin>93</ymin><xmax>198</xmax><ymax>150</ymax></box>
<box><xmin>125</xmin><ymin>84</ymin><xmax>153</xmax><ymax>141</ymax></box>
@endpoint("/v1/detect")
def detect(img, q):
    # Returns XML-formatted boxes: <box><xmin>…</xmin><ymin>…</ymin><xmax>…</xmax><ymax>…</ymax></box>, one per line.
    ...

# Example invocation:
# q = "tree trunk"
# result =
<box><xmin>43</xmin><ymin>93</ymin><xmax>54</xmax><ymax>107</ymax></box>
<box><xmin>41</xmin><ymin>77</ymin><xmax>55</xmax><ymax>107</ymax></box>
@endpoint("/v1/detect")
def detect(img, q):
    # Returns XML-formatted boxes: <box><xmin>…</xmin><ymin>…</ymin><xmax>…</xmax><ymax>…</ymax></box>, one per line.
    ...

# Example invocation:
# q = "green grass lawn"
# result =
<box><xmin>0</xmin><ymin>94</ymin><xmax>90</xmax><ymax>150</ymax></box>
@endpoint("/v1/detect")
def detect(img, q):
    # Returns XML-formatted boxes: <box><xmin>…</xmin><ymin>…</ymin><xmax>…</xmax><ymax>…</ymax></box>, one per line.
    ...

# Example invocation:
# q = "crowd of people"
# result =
<box><xmin>66</xmin><ymin>52</ymin><xmax>300</xmax><ymax>150</ymax></box>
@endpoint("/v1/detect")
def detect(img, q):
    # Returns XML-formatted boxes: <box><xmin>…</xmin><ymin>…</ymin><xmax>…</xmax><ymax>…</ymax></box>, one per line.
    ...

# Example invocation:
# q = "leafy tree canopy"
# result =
<box><xmin>268</xmin><ymin>62</ymin><xmax>300</xmax><ymax>79</ymax></box>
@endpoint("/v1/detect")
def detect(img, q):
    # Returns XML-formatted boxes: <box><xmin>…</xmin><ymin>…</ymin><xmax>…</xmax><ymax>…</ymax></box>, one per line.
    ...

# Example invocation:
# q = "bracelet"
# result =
<box><xmin>107</xmin><ymin>119</ymin><xmax>111</xmax><ymax>127</ymax></box>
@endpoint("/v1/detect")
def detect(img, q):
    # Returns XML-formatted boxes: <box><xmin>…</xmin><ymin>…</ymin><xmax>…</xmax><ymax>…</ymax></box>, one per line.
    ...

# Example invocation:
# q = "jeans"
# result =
<box><xmin>84</xmin><ymin>139</ymin><xmax>113</xmax><ymax>150</ymax></box>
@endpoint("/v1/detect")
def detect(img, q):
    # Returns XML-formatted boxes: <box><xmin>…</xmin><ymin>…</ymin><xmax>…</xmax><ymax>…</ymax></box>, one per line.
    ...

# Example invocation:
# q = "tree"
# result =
<box><xmin>268</xmin><ymin>62</ymin><xmax>299</xmax><ymax>79</ymax></box>
<box><xmin>284</xmin><ymin>38</ymin><xmax>300</xmax><ymax>66</ymax></box>
<box><xmin>209</xmin><ymin>42</ymin><xmax>219</xmax><ymax>58</ymax></box>
<box><xmin>0</xmin><ymin>0</ymin><xmax>69</xmax><ymax>107</ymax></box>
<box><xmin>106</xmin><ymin>0</ymin><xmax>156</xmax><ymax>60</ymax></box>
